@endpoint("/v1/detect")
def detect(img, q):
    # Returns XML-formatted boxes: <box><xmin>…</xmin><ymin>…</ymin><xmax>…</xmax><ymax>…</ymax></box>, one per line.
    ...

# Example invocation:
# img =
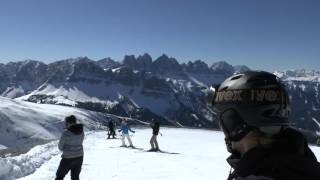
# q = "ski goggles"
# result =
<box><xmin>219</xmin><ymin>109</ymin><xmax>252</xmax><ymax>142</ymax></box>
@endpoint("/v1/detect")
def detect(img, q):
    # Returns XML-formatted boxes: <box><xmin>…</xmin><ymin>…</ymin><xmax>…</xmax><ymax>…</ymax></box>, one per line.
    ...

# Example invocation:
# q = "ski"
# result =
<box><xmin>139</xmin><ymin>149</ymin><xmax>180</xmax><ymax>155</ymax></box>
<box><xmin>109</xmin><ymin>146</ymin><xmax>144</xmax><ymax>150</ymax></box>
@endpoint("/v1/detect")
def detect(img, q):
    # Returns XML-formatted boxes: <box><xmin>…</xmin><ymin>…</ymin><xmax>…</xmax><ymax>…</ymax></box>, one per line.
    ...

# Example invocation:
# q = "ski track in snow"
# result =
<box><xmin>1</xmin><ymin>128</ymin><xmax>319</xmax><ymax>180</ymax></box>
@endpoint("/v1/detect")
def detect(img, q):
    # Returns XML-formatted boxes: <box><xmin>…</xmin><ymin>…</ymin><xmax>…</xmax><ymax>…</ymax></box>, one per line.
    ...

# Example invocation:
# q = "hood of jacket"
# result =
<box><xmin>68</xmin><ymin>124</ymin><xmax>83</xmax><ymax>135</ymax></box>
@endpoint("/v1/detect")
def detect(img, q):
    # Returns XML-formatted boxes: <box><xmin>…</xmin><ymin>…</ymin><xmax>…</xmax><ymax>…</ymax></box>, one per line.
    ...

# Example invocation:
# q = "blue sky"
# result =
<box><xmin>0</xmin><ymin>0</ymin><xmax>319</xmax><ymax>71</ymax></box>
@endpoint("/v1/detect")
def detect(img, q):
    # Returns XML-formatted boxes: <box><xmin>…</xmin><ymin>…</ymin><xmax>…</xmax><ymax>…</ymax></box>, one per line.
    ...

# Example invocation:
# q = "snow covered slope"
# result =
<box><xmin>2</xmin><ymin>129</ymin><xmax>231</xmax><ymax>179</ymax></box>
<box><xmin>0</xmin><ymin>128</ymin><xmax>318</xmax><ymax>180</ymax></box>
<box><xmin>0</xmin><ymin>96</ymin><xmax>106</xmax><ymax>149</ymax></box>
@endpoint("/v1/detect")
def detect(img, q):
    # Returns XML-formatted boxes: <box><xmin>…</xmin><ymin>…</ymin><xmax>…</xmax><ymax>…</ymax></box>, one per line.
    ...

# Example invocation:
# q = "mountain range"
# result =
<box><xmin>0</xmin><ymin>53</ymin><xmax>319</xmax><ymax>142</ymax></box>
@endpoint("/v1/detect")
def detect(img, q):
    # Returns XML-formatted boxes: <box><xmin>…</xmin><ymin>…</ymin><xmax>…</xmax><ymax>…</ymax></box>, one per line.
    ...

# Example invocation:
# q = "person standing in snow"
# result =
<box><xmin>149</xmin><ymin>119</ymin><xmax>160</xmax><ymax>151</ymax></box>
<box><xmin>107</xmin><ymin>119</ymin><xmax>116</xmax><ymax>139</ymax></box>
<box><xmin>208</xmin><ymin>71</ymin><xmax>320</xmax><ymax>180</ymax></box>
<box><xmin>55</xmin><ymin>115</ymin><xmax>84</xmax><ymax>180</ymax></box>
<box><xmin>118</xmin><ymin>118</ymin><xmax>135</xmax><ymax>147</ymax></box>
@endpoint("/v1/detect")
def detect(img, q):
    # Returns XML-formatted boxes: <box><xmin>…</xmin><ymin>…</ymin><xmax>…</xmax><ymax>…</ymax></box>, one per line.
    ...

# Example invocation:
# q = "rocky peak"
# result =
<box><xmin>122</xmin><ymin>55</ymin><xmax>136</xmax><ymax>68</ymax></box>
<box><xmin>151</xmin><ymin>54</ymin><xmax>182</xmax><ymax>73</ymax></box>
<box><xmin>136</xmin><ymin>53</ymin><xmax>152</xmax><ymax>71</ymax></box>
<box><xmin>3</xmin><ymin>60</ymin><xmax>48</xmax><ymax>82</ymax></box>
<box><xmin>97</xmin><ymin>58</ymin><xmax>120</xmax><ymax>69</ymax></box>
<box><xmin>69</xmin><ymin>57</ymin><xmax>106</xmax><ymax>78</ymax></box>
<box><xmin>122</xmin><ymin>54</ymin><xmax>153</xmax><ymax>72</ymax></box>
<box><xmin>47</xmin><ymin>57</ymin><xmax>105</xmax><ymax>82</ymax></box>
<box><xmin>210</xmin><ymin>61</ymin><xmax>234</xmax><ymax>75</ymax></box>
<box><xmin>185</xmin><ymin>60</ymin><xmax>210</xmax><ymax>73</ymax></box>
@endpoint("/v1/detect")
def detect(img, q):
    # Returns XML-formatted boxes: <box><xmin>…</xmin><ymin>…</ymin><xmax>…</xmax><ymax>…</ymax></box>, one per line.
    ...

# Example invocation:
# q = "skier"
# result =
<box><xmin>107</xmin><ymin>119</ymin><xmax>116</xmax><ymax>139</ymax></box>
<box><xmin>148</xmin><ymin>119</ymin><xmax>160</xmax><ymax>151</ymax></box>
<box><xmin>207</xmin><ymin>71</ymin><xmax>320</xmax><ymax>180</ymax></box>
<box><xmin>55</xmin><ymin>115</ymin><xmax>84</xmax><ymax>180</ymax></box>
<box><xmin>118</xmin><ymin>118</ymin><xmax>135</xmax><ymax>147</ymax></box>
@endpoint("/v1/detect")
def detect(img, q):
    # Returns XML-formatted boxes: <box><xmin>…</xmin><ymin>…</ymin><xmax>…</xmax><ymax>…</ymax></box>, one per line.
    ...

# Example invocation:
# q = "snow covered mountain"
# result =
<box><xmin>2</xmin><ymin>55</ymin><xmax>229</xmax><ymax>129</ymax></box>
<box><xmin>0</xmin><ymin>60</ymin><xmax>48</xmax><ymax>98</ymax></box>
<box><xmin>274</xmin><ymin>69</ymin><xmax>320</xmax><ymax>134</ymax></box>
<box><xmin>0</xmin><ymin>96</ymin><xmax>106</xmax><ymax>150</ymax></box>
<box><xmin>274</xmin><ymin>69</ymin><xmax>320</xmax><ymax>82</ymax></box>
<box><xmin>0</xmin><ymin>54</ymin><xmax>319</xmax><ymax>140</ymax></box>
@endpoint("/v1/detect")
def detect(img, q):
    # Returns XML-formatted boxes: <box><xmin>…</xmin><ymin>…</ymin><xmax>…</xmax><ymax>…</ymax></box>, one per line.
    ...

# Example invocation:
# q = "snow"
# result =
<box><xmin>57</xmin><ymin>81</ymin><xmax>176</xmax><ymax>116</ymax></box>
<box><xmin>52</xmin><ymin>95</ymin><xmax>77</xmax><ymax>106</ymax></box>
<box><xmin>0</xmin><ymin>96</ymin><xmax>105</xmax><ymax>148</ymax></box>
<box><xmin>0</xmin><ymin>128</ymin><xmax>316</xmax><ymax>180</ymax></box>
<box><xmin>17</xmin><ymin>83</ymin><xmax>104</xmax><ymax>104</ymax></box>
<box><xmin>112</xmin><ymin>67</ymin><xmax>124</xmax><ymax>73</ymax></box>
<box><xmin>300</xmin><ymin>84</ymin><xmax>307</xmax><ymax>91</ymax></box>
<box><xmin>274</xmin><ymin>70</ymin><xmax>320</xmax><ymax>82</ymax></box>
<box><xmin>0</xmin><ymin>141</ymin><xmax>60</xmax><ymax>180</ymax></box>
<box><xmin>1</xmin><ymin>86</ymin><xmax>25</xmax><ymax>99</ymax></box>
<box><xmin>0</xmin><ymin>144</ymin><xmax>7</xmax><ymax>150</ymax></box>
<box><xmin>17</xmin><ymin>81</ymin><xmax>177</xmax><ymax>116</ymax></box>
<box><xmin>185</xmin><ymin>73</ymin><xmax>207</xmax><ymax>87</ymax></box>
<box><xmin>8</xmin><ymin>128</ymin><xmax>230</xmax><ymax>180</ymax></box>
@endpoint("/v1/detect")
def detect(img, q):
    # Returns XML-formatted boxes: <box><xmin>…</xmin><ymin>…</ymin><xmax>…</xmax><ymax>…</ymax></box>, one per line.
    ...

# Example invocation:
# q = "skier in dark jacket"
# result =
<box><xmin>149</xmin><ymin>119</ymin><xmax>160</xmax><ymax>151</ymax></box>
<box><xmin>107</xmin><ymin>120</ymin><xmax>116</xmax><ymax>139</ymax></box>
<box><xmin>208</xmin><ymin>71</ymin><xmax>320</xmax><ymax>180</ymax></box>
<box><xmin>55</xmin><ymin>115</ymin><xmax>84</xmax><ymax>180</ymax></box>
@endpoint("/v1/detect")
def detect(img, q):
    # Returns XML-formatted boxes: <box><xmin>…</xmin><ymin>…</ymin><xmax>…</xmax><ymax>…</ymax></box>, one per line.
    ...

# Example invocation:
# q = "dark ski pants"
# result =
<box><xmin>55</xmin><ymin>156</ymin><xmax>83</xmax><ymax>180</ymax></box>
<box><xmin>108</xmin><ymin>129</ymin><xmax>116</xmax><ymax>139</ymax></box>
<box><xmin>150</xmin><ymin>135</ymin><xmax>159</xmax><ymax>150</ymax></box>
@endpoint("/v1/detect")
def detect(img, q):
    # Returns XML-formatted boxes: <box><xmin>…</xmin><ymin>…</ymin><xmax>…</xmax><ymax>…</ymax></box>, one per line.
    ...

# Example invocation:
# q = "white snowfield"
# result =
<box><xmin>0</xmin><ymin>96</ymin><xmax>106</xmax><ymax>149</ymax></box>
<box><xmin>0</xmin><ymin>128</ymin><xmax>319</xmax><ymax>180</ymax></box>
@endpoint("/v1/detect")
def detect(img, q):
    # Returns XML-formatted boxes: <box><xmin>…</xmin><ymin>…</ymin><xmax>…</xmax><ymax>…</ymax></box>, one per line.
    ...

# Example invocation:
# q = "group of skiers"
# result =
<box><xmin>55</xmin><ymin>70</ymin><xmax>320</xmax><ymax>180</ymax></box>
<box><xmin>107</xmin><ymin>117</ymin><xmax>160</xmax><ymax>151</ymax></box>
<box><xmin>55</xmin><ymin>115</ymin><xmax>161</xmax><ymax>180</ymax></box>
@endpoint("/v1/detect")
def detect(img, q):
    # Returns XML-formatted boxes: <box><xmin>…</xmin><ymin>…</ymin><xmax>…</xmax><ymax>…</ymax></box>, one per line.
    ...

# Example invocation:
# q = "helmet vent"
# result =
<box><xmin>230</xmin><ymin>75</ymin><xmax>242</xmax><ymax>80</ymax></box>
<box><xmin>220</xmin><ymin>86</ymin><xmax>228</xmax><ymax>91</ymax></box>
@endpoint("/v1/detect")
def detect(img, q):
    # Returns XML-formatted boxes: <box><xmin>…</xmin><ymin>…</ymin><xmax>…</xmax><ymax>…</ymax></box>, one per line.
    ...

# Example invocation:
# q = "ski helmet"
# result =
<box><xmin>208</xmin><ymin>71</ymin><xmax>290</xmax><ymax>141</ymax></box>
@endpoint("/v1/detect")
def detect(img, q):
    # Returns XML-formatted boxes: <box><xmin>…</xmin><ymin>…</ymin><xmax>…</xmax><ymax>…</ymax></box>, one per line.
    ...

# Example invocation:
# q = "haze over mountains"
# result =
<box><xmin>0</xmin><ymin>53</ymin><xmax>319</xmax><ymax>141</ymax></box>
